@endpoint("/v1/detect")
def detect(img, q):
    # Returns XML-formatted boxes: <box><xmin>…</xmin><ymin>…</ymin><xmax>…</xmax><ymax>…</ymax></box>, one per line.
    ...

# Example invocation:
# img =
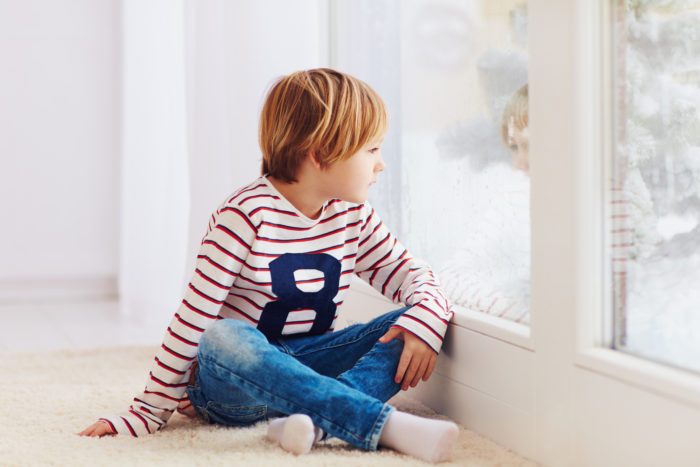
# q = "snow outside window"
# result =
<box><xmin>609</xmin><ymin>0</ymin><xmax>700</xmax><ymax>373</ymax></box>
<box><xmin>333</xmin><ymin>0</ymin><xmax>531</xmax><ymax>325</ymax></box>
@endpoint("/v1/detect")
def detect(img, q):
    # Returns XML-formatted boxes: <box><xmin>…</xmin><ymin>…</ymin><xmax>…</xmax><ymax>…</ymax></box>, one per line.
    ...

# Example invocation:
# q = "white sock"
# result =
<box><xmin>271</xmin><ymin>414</ymin><xmax>324</xmax><ymax>455</ymax></box>
<box><xmin>266</xmin><ymin>417</ymin><xmax>287</xmax><ymax>443</ymax></box>
<box><xmin>378</xmin><ymin>410</ymin><xmax>459</xmax><ymax>463</ymax></box>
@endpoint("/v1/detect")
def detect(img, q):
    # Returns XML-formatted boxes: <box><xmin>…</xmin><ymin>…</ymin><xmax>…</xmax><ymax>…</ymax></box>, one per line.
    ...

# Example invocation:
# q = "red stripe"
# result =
<box><xmin>382</xmin><ymin>258</ymin><xmax>409</xmax><ymax>295</ymax></box>
<box><xmin>161</xmin><ymin>344</ymin><xmax>194</xmax><ymax>361</ymax></box>
<box><xmin>195</xmin><ymin>268</ymin><xmax>230</xmax><ymax>290</ymax></box>
<box><xmin>368</xmin><ymin>240</ymin><xmax>396</xmax><ymax>270</ymax></box>
<box><xmin>144</xmin><ymin>390</ymin><xmax>182</xmax><ymax>403</ymax></box>
<box><xmin>415</xmin><ymin>302</ymin><xmax>450</xmax><ymax>325</ymax></box>
<box><xmin>150</xmin><ymin>371</ymin><xmax>188</xmax><ymax>388</ymax></box>
<box><xmin>400</xmin><ymin>314</ymin><xmax>444</xmax><ymax>341</ymax></box>
<box><xmin>129</xmin><ymin>410</ymin><xmax>152</xmax><ymax>434</ymax></box>
<box><xmin>134</xmin><ymin>404</ymin><xmax>165</xmax><ymax>426</ymax></box>
<box><xmin>390</xmin><ymin>324</ymin><xmax>439</xmax><ymax>352</ymax></box>
<box><xmin>215</xmin><ymin>224</ymin><xmax>252</xmax><ymax>249</ymax></box>
<box><xmin>167</xmin><ymin>327</ymin><xmax>198</xmax><ymax>346</ymax></box>
<box><xmin>260</xmin><ymin>221</ymin><xmax>311</xmax><ymax>231</ymax></box>
<box><xmin>250</xmin><ymin>206</ymin><xmax>298</xmax><ymax>217</ymax></box>
<box><xmin>137</xmin><ymin>409</ymin><xmax>164</xmax><ymax>427</ymax></box>
<box><xmin>219</xmin><ymin>207</ymin><xmax>257</xmax><ymax>233</ymax></box>
<box><xmin>414</xmin><ymin>292</ymin><xmax>447</xmax><ymax>313</ymax></box>
<box><xmin>358</xmin><ymin>232</ymin><xmax>390</xmax><ymax>262</ymax></box>
<box><xmin>229</xmin><ymin>284</ymin><xmax>275</xmax><ymax>301</ymax></box>
<box><xmin>257</xmin><ymin>226</ymin><xmax>346</xmax><ymax>243</ymax></box>
<box><xmin>227</xmin><ymin>292</ymin><xmax>264</xmax><ymax>311</ymax></box>
<box><xmin>154</xmin><ymin>357</ymin><xmax>185</xmax><ymax>375</ymax></box>
<box><xmin>121</xmin><ymin>416</ymin><xmax>137</xmax><ymax>437</ymax></box>
<box><xmin>360</xmin><ymin>209</ymin><xmax>375</xmax><ymax>233</ymax></box>
<box><xmin>182</xmin><ymin>299</ymin><xmax>218</xmax><ymax>319</ymax></box>
<box><xmin>203</xmin><ymin>240</ymin><xmax>246</xmax><ymax>263</ymax></box>
<box><xmin>228</xmin><ymin>182</ymin><xmax>267</xmax><ymax>203</ymax></box>
<box><xmin>174</xmin><ymin>313</ymin><xmax>205</xmax><ymax>333</ymax></box>
<box><xmin>239</xmin><ymin>193</ymin><xmax>279</xmax><ymax>204</ymax></box>
<box><xmin>359</xmin><ymin>222</ymin><xmax>382</xmax><ymax>247</ymax></box>
<box><xmin>221</xmin><ymin>303</ymin><xmax>260</xmax><ymax>324</ymax></box>
<box><xmin>305</xmin><ymin>243</ymin><xmax>346</xmax><ymax>254</ymax></box>
<box><xmin>197</xmin><ymin>255</ymin><xmax>238</xmax><ymax>277</ymax></box>
<box><xmin>319</xmin><ymin>210</ymin><xmax>349</xmax><ymax>225</ymax></box>
<box><xmin>189</xmin><ymin>283</ymin><xmax>223</xmax><ymax>304</ymax></box>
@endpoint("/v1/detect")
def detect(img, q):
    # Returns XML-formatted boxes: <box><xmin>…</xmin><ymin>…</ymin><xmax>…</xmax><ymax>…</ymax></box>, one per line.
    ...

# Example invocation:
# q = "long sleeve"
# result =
<box><xmin>354</xmin><ymin>205</ymin><xmax>453</xmax><ymax>353</ymax></box>
<box><xmin>101</xmin><ymin>203</ymin><xmax>258</xmax><ymax>436</ymax></box>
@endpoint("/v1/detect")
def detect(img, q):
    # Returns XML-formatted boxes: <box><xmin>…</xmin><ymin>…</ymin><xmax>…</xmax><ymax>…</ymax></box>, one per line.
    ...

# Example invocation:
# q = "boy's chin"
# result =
<box><xmin>339</xmin><ymin>195</ymin><xmax>368</xmax><ymax>205</ymax></box>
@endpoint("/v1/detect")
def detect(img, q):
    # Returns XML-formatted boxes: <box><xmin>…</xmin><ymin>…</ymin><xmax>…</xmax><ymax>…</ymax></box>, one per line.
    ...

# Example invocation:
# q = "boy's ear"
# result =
<box><xmin>307</xmin><ymin>151</ymin><xmax>323</xmax><ymax>170</ymax></box>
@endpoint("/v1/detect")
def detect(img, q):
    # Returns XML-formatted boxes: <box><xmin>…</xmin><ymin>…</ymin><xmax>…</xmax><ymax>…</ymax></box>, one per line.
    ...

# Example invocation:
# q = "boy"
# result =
<box><xmin>501</xmin><ymin>84</ymin><xmax>529</xmax><ymax>174</ymax></box>
<box><xmin>80</xmin><ymin>68</ymin><xmax>458</xmax><ymax>463</ymax></box>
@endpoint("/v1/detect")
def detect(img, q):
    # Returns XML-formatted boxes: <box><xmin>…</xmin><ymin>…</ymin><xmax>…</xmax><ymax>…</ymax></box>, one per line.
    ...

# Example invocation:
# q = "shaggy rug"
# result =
<box><xmin>1</xmin><ymin>346</ymin><xmax>536</xmax><ymax>466</ymax></box>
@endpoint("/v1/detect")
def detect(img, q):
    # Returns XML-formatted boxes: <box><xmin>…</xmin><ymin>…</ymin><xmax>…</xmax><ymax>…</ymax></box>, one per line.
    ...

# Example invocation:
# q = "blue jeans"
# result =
<box><xmin>186</xmin><ymin>307</ymin><xmax>408</xmax><ymax>451</ymax></box>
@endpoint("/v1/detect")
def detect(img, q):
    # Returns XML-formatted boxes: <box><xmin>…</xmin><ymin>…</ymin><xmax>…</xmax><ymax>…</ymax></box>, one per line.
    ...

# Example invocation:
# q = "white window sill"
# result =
<box><xmin>576</xmin><ymin>347</ymin><xmax>700</xmax><ymax>409</ymax></box>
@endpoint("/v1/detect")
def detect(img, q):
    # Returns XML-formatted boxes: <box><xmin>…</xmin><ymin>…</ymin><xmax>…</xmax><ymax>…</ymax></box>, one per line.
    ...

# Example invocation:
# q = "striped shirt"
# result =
<box><xmin>102</xmin><ymin>176</ymin><xmax>453</xmax><ymax>436</ymax></box>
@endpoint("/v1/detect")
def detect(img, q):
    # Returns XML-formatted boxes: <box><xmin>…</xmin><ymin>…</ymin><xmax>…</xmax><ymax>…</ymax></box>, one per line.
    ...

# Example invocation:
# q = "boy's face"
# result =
<box><xmin>319</xmin><ymin>137</ymin><xmax>386</xmax><ymax>204</ymax></box>
<box><xmin>508</xmin><ymin>125</ymin><xmax>529</xmax><ymax>174</ymax></box>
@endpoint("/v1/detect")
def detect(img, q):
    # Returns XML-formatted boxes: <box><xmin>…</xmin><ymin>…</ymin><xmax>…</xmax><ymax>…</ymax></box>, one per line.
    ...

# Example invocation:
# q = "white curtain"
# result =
<box><xmin>120</xmin><ymin>0</ymin><xmax>326</xmax><ymax>324</ymax></box>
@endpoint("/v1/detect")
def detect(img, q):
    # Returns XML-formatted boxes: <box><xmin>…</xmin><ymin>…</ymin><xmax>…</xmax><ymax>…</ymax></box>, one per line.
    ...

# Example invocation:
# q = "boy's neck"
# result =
<box><xmin>268</xmin><ymin>176</ymin><xmax>326</xmax><ymax>220</ymax></box>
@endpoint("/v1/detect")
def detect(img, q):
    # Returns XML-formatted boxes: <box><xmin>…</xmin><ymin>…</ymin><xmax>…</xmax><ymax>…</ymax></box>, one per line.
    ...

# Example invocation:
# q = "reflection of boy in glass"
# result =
<box><xmin>500</xmin><ymin>84</ymin><xmax>529</xmax><ymax>174</ymax></box>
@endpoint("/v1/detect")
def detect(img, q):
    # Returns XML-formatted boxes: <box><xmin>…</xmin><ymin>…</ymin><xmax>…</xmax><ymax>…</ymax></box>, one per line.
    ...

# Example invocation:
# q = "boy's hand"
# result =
<box><xmin>379</xmin><ymin>326</ymin><xmax>438</xmax><ymax>391</ymax></box>
<box><xmin>78</xmin><ymin>420</ymin><xmax>115</xmax><ymax>437</ymax></box>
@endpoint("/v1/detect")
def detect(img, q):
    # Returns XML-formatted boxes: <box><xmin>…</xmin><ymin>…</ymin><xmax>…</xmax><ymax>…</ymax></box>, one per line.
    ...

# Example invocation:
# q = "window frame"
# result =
<box><xmin>569</xmin><ymin>0</ymin><xmax>700</xmax><ymax>409</ymax></box>
<box><xmin>334</xmin><ymin>0</ymin><xmax>700</xmax><ymax>463</ymax></box>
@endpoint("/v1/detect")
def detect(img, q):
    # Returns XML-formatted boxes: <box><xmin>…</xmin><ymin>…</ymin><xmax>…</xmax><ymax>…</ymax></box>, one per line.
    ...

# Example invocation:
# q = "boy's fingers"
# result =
<box><xmin>79</xmin><ymin>420</ymin><xmax>114</xmax><ymax>437</ymax></box>
<box><xmin>394</xmin><ymin>348</ymin><xmax>412</xmax><ymax>384</ymax></box>
<box><xmin>401</xmin><ymin>356</ymin><xmax>422</xmax><ymax>390</ymax></box>
<box><xmin>379</xmin><ymin>326</ymin><xmax>402</xmax><ymax>343</ymax></box>
<box><xmin>423</xmin><ymin>353</ymin><xmax>438</xmax><ymax>381</ymax></box>
<box><xmin>411</xmin><ymin>357</ymin><xmax>429</xmax><ymax>387</ymax></box>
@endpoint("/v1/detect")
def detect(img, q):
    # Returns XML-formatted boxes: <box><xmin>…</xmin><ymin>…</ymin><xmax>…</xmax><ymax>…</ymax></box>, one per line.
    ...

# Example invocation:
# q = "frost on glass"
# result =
<box><xmin>394</xmin><ymin>0</ymin><xmax>530</xmax><ymax>324</ymax></box>
<box><xmin>336</xmin><ymin>0</ymin><xmax>531</xmax><ymax>324</ymax></box>
<box><xmin>612</xmin><ymin>0</ymin><xmax>700</xmax><ymax>372</ymax></box>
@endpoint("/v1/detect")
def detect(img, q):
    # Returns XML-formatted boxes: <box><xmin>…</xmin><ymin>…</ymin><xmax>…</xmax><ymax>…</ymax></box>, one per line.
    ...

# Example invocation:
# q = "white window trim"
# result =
<box><xmin>571</xmin><ymin>0</ymin><xmax>700</xmax><ymax>409</ymax></box>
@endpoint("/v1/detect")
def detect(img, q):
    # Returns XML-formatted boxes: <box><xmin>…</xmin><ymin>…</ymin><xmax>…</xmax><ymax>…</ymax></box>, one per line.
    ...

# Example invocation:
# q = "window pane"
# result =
<box><xmin>398</xmin><ymin>0</ymin><xmax>530</xmax><ymax>324</ymax></box>
<box><xmin>333</xmin><ymin>0</ymin><xmax>530</xmax><ymax>324</ymax></box>
<box><xmin>610</xmin><ymin>1</ymin><xmax>700</xmax><ymax>373</ymax></box>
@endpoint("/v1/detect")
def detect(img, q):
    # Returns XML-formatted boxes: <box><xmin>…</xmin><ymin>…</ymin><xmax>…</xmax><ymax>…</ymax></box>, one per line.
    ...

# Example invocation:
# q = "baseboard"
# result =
<box><xmin>0</xmin><ymin>276</ymin><xmax>118</xmax><ymax>303</ymax></box>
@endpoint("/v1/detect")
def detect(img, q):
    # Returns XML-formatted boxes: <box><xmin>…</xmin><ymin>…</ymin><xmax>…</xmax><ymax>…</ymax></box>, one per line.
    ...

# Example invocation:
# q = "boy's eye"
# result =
<box><xmin>369</xmin><ymin>147</ymin><xmax>380</xmax><ymax>154</ymax></box>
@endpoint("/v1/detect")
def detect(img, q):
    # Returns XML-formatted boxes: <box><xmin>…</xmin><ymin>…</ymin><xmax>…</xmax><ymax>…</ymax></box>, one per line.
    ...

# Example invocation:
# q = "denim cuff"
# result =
<box><xmin>368</xmin><ymin>403</ymin><xmax>396</xmax><ymax>451</ymax></box>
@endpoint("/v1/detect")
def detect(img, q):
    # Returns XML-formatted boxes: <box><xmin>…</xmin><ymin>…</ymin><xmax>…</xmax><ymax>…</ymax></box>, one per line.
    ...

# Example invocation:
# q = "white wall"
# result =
<box><xmin>0</xmin><ymin>0</ymin><xmax>121</xmax><ymax>295</ymax></box>
<box><xmin>0</xmin><ymin>0</ymin><xmax>326</xmax><ymax>306</ymax></box>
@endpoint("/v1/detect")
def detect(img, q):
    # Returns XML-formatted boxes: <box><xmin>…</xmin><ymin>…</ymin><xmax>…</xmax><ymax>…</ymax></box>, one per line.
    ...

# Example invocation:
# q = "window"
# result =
<box><xmin>332</xmin><ymin>0</ymin><xmax>531</xmax><ymax>325</ymax></box>
<box><xmin>608</xmin><ymin>0</ymin><xmax>700</xmax><ymax>374</ymax></box>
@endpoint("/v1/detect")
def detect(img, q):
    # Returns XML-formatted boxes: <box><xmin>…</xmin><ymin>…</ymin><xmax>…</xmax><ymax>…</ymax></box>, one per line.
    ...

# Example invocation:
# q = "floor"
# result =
<box><xmin>0</xmin><ymin>299</ymin><xmax>168</xmax><ymax>352</ymax></box>
<box><xmin>0</xmin><ymin>293</ymin><xmax>371</xmax><ymax>352</ymax></box>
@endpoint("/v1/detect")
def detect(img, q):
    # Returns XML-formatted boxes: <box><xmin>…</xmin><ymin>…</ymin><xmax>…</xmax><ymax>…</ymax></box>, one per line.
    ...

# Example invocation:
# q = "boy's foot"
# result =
<box><xmin>266</xmin><ymin>417</ymin><xmax>287</xmax><ymax>442</ymax></box>
<box><xmin>267</xmin><ymin>414</ymin><xmax>324</xmax><ymax>455</ymax></box>
<box><xmin>379</xmin><ymin>410</ymin><xmax>459</xmax><ymax>463</ymax></box>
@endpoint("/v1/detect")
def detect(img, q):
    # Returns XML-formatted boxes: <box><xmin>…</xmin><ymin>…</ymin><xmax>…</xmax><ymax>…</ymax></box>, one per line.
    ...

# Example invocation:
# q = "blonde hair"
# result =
<box><xmin>500</xmin><ymin>84</ymin><xmax>529</xmax><ymax>145</ymax></box>
<box><xmin>259</xmin><ymin>68</ymin><xmax>388</xmax><ymax>183</ymax></box>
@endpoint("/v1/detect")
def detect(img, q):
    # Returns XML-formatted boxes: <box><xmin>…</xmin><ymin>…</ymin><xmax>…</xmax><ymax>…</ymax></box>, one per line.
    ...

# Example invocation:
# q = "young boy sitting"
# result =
<box><xmin>80</xmin><ymin>68</ymin><xmax>458</xmax><ymax>463</ymax></box>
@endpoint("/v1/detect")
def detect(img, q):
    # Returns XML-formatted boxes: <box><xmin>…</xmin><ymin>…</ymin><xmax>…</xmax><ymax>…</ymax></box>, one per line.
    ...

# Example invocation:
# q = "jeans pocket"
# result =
<box><xmin>204</xmin><ymin>402</ymin><xmax>268</xmax><ymax>427</ymax></box>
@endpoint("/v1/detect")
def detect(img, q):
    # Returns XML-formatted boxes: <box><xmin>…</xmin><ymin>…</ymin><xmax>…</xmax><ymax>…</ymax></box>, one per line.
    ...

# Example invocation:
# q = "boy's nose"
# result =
<box><xmin>376</xmin><ymin>157</ymin><xmax>386</xmax><ymax>172</ymax></box>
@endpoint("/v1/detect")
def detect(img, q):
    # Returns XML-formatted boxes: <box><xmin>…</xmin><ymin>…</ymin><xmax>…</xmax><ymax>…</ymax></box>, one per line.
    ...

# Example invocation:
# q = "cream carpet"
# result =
<box><xmin>1</xmin><ymin>346</ymin><xmax>537</xmax><ymax>466</ymax></box>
